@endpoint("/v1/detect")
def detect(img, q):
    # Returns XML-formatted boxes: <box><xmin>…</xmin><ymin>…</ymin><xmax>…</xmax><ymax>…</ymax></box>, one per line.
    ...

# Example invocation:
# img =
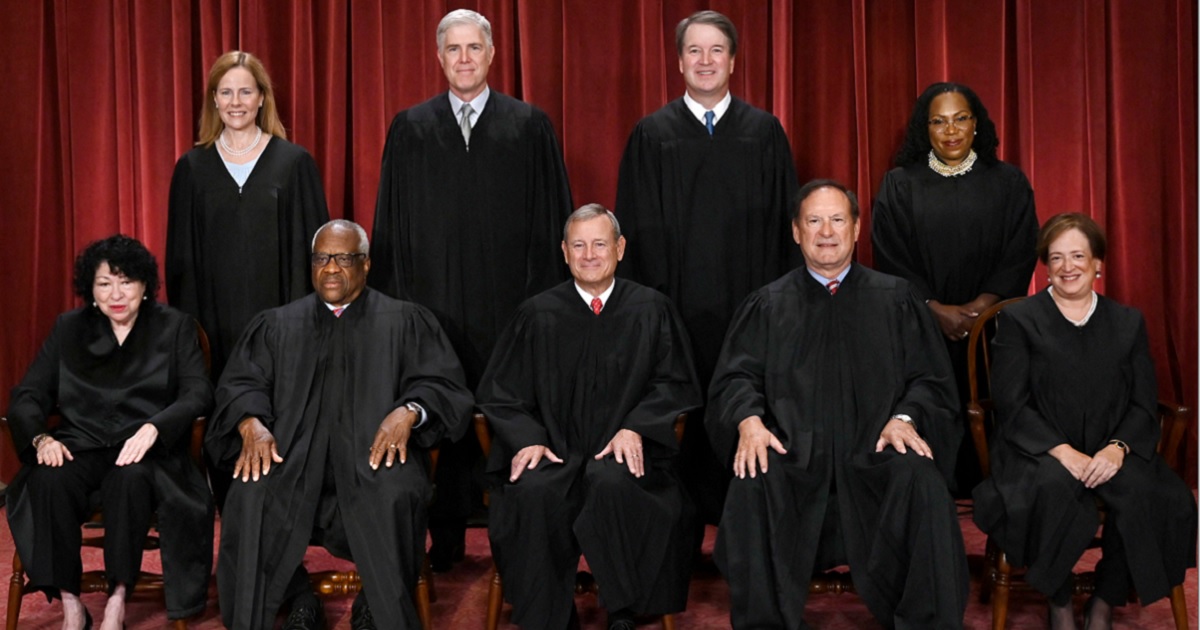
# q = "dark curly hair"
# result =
<box><xmin>73</xmin><ymin>234</ymin><xmax>160</xmax><ymax>303</ymax></box>
<box><xmin>894</xmin><ymin>82</ymin><xmax>999</xmax><ymax>167</ymax></box>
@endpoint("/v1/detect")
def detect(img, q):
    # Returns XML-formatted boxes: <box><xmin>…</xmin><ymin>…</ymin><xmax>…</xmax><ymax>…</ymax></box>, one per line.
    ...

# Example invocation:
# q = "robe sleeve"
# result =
<box><xmin>992</xmin><ymin>310</ymin><xmax>1070</xmax><ymax>455</ymax></box>
<box><xmin>524</xmin><ymin>113</ymin><xmax>573</xmax><ymax>295</ymax></box>
<box><xmin>368</xmin><ymin>114</ymin><xmax>411</xmax><ymax>300</ymax></box>
<box><xmin>207</xmin><ymin>313</ymin><xmax>278</xmax><ymax>469</ymax></box>
<box><xmin>279</xmin><ymin>150</ymin><xmax>330</xmax><ymax>303</ymax></box>
<box><xmin>614</xmin><ymin>123</ymin><xmax>669</xmax><ymax>293</ymax></box>
<box><xmin>475</xmin><ymin>308</ymin><xmax>550</xmax><ymax>471</ymax></box>
<box><xmin>144</xmin><ymin>315</ymin><xmax>213</xmax><ymax>450</ymax></box>
<box><xmin>870</xmin><ymin>171</ymin><xmax>934</xmax><ymax>300</ymax></box>
<box><xmin>393</xmin><ymin>306</ymin><xmax>474</xmax><ymax>449</ymax></box>
<box><xmin>619</xmin><ymin>302</ymin><xmax>702</xmax><ymax>452</ymax></box>
<box><xmin>767</xmin><ymin>119</ymin><xmax>802</xmax><ymax>272</ymax></box>
<box><xmin>1112</xmin><ymin>314</ymin><xmax>1160</xmax><ymax>459</ymax></box>
<box><xmin>890</xmin><ymin>288</ymin><xmax>962</xmax><ymax>481</ymax></box>
<box><xmin>166</xmin><ymin>155</ymin><xmax>200</xmax><ymax>312</ymax></box>
<box><xmin>706</xmin><ymin>290</ymin><xmax>773</xmax><ymax>466</ymax></box>
<box><xmin>978</xmin><ymin>168</ymin><xmax>1038</xmax><ymax>299</ymax></box>
<box><xmin>6</xmin><ymin>315</ymin><xmax>65</xmax><ymax>460</ymax></box>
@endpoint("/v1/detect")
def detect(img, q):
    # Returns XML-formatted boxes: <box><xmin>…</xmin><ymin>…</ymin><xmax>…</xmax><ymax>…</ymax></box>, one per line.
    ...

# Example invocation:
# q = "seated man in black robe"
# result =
<box><xmin>708</xmin><ymin>180</ymin><xmax>969</xmax><ymax>629</ymax></box>
<box><xmin>477</xmin><ymin>204</ymin><xmax>702</xmax><ymax>630</ymax></box>
<box><xmin>207</xmin><ymin>220</ymin><xmax>473</xmax><ymax>630</ymax></box>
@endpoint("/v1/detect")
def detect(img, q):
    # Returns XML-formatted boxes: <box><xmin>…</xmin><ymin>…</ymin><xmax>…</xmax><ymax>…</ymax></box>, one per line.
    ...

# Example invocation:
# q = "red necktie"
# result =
<box><xmin>826</xmin><ymin>280</ymin><xmax>839</xmax><ymax>295</ymax></box>
<box><xmin>591</xmin><ymin>297</ymin><xmax>603</xmax><ymax>315</ymax></box>
<box><xmin>333</xmin><ymin>306</ymin><xmax>345</xmax><ymax>317</ymax></box>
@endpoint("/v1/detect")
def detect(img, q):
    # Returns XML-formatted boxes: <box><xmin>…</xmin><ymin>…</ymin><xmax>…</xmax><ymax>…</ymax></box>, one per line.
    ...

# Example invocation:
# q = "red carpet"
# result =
<box><xmin>1</xmin><ymin>505</ymin><xmax>1194</xmax><ymax>628</ymax></box>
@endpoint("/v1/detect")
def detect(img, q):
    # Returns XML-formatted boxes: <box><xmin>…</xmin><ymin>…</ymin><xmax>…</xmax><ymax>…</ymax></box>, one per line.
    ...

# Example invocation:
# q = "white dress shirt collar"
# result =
<box><xmin>575</xmin><ymin>278</ymin><xmax>616</xmax><ymax>310</ymax></box>
<box><xmin>448</xmin><ymin>87</ymin><xmax>491</xmax><ymax>127</ymax></box>
<box><xmin>683</xmin><ymin>91</ymin><xmax>732</xmax><ymax>127</ymax></box>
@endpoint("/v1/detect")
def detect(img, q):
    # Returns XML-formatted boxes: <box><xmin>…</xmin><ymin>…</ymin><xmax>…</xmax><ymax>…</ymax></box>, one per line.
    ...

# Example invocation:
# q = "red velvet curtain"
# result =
<box><xmin>1</xmin><ymin>0</ymin><xmax>1194</xmax><ymax>483</ymax></box>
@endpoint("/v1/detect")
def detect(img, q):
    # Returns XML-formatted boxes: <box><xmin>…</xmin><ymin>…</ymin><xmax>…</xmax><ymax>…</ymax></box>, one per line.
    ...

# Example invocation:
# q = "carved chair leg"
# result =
<box><xmin>485</xmin><ymin>567</ymin><xmax>504</xmax><ymax>630</ymax></box>
<box><xmin>415</xmin><ymin>573</ymin><xmax>433</xmax><ymax>630</ymax></box>
<box><xmin>171</xmin><ymin>618</ymin><xmax>188</xmax><ymax>630</ymax></box>
<box><xmin>991</xmin><ymin>549</ymin><xmax>1012</xmax><ymax>630</ymax></box>
<box><xmin>7</xmin><ymin>551</ymin><xmax>25</xmax><ymax>630</ymax></box>
<box><xmin>661</xmin><ymin>612</ymin><xmax>676</xmax><ymax>630</ymax></box>
<box><xmin>1168</xmin><ymin>583</ymin><xmax>1188</xmax><ymax>630</ymax></box>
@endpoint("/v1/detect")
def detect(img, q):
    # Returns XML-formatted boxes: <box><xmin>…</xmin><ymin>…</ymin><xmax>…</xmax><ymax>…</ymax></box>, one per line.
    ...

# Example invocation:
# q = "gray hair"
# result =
<box><xmin>312</xmin><ymin>219</ymin><xmax>370</xmax><ymax>255</ymax></box>
<box><xmin>437</xmin><ymin>9</ymin><xmax>493</xmax><ymax>51</ymax></box>
<box><xmin>563</xmin><ymin>203</ymin><xmax>622</xmax><ymax>242</ymax></box>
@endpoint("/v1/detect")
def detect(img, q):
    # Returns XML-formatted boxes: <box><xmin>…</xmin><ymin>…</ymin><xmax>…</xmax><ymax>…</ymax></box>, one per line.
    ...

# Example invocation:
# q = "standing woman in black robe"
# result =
<box><xmin>166</xmin><ymin>50</ymin><xmax>329</xmax><ymax>384</ymax></box>
<box><xmin>973</xmin><ymin>214</ymin><xmax>1195</xmax><ymax>630</ymax></box>
<box><xmin>166</xmin><ymin>51</ymin><xmax>328</xmax><ymax>506</ymax></box>
<box><xmin>871</xmin><ymin>82</ymin><xmax>1039</xmax><ymax>491</ymax></box>
<box><xmin>5</xmin><ymin>235</ymin><xmax>214</xmax><ymax>630</ymax></box>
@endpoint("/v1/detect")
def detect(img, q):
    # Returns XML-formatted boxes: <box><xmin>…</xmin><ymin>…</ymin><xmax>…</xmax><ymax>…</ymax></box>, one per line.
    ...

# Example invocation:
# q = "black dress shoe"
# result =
<box><xmin>351</xmin><ymin>592</ymin><xmax>377</xmax><ymax>630</ymax></box>
<box><xmin>607</xmin><ymin>609</ymin><xmax>637</xmax><ymax>630</ymax></box>
<box><xmin>282</xmin><ymin>597</ymin><xmax>326</xmax><ymax>630</ymax></box>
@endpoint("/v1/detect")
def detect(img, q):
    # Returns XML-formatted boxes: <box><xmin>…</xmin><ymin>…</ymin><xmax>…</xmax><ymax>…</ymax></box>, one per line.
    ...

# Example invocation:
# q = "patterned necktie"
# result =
<box><xmin>591</xmin><ymin>297</ymin><xmax>603</xmax><ymax>315</ymax></box>
<box><xmin>826</xmin><ymin>280</ymin><xmax>839</xmax><ymax>295</ymax></box>
<box><xmin>704</xmin><ymin>110</ymin><xmax>715</xmax><ymax>136</ymax></box>
<box><xmin>333</xmin><ymin>306</ymin><xmax>345</xmax><ymax>317</ymax></box>
<box><xmin>460</xmin><ymin>103</ymin><xmax>474</xmax><ymax>148</ymax></box>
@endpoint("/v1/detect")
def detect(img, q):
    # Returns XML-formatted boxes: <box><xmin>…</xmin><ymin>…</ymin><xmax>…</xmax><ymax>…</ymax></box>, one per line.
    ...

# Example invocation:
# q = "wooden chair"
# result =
<box><xmin>3</xmin><ymin>320</ymin><xmax>213</xmax><ymax>630</ymax></box>
<box><xmin>965</xmin><ymin>298</ymin><xmax>1190</xmax><ymax>629</ymax></box>
<box><xmin>305</xmin><ymin>446</ymin><xmax>438</xmax><ymax>630</ymax></box>
<box><xmin>475</xmin><ymin>412</ymin><xmax>684</xmax><ymax>630</ymax></box>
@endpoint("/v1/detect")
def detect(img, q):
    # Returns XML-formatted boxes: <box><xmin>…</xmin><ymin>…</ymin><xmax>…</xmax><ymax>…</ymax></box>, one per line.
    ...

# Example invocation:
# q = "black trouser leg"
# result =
<box><xmin>100</xmin><ymin>460</ymin><xmax>156</xmax><ymax>589</ymax></box>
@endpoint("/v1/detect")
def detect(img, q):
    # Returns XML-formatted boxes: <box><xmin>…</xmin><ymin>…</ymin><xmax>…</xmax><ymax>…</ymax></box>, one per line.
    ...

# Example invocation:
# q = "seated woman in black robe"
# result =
<box><xmin>5</xmin><ymin>235</ymin><xmax>214</xmax><ymax>630</ymax></box>
<box><xmin>973</xmin><ymin>214</ymin><xmax>1196</xmax><ymax>630</ymax></box>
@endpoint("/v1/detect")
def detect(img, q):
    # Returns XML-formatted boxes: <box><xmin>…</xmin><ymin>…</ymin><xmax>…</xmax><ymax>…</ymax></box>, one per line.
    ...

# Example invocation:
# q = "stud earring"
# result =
<box><xmin>1096</xmin><ymin>271</ymin><xmax>1102</xmax><ymax>278</ymax></box>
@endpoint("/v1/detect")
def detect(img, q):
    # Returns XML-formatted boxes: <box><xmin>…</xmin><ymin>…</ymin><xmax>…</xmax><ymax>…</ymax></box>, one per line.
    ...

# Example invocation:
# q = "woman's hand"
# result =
<box><xmin>927</xmin><ymin>301</ymin><xmax>978</xmax><ymax>341</ymax></box>
<box><xmin>116</xmin><ymin>423</ymin><xmax>159</xmax><ymax>466</ymax></box>
<box><xmin>1080</xmin><ymin>443</ymin><xmax>1125</xmax><ymax>488</ymax></box>
<box><xmin>35</xmin><ymin>437</ymin><xmax>73</xmax><ymax>467</ymax></box>
<box><xmin>1048</xmin><ymin>443</ymin><xmax>1092</xmax><ymax>481</ymax></box>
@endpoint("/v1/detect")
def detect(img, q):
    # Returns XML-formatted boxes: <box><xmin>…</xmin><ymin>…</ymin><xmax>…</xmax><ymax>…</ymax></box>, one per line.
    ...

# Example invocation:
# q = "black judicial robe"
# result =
<box><xmin>477</xmin><ymin>280</ymin><xmax>702</xmax><ymax>628</ymax></box>
<box><xmin>870</xmin><ymin>159</ymin><xmax>1037</xmax><ymax>306</ymax></box>
<box><xmin>973</xmin><ymin>292</ymin><xmax>1195</xmax><ymax>603</ymax></box>
<box><xmin>708</xmin><ymin>265</ymin><xmax>967</xmax><ymax>628</ymax></box>
<box><xmin>6</xmin><ymin>304</ymin><xmax>214</xmax><ymax>618</ymax></box>
<box><xmin>615</xmin><ymin>96</ymin><xmax>799</xmax><ymax>523</ymax></box>
<box><xmin>208</xmin><ymin>289</ymin><xmax>473</xmax><ymax>629</ymax></box>
<box><xmin>370</xmin><ymin>90</ymin><xmax>573</xmax><ymax>386</ymax></box>
<box><xmin>166</xmin><ymin>138</ymin><xmax>330</xmax><ymax>381</ymax></box>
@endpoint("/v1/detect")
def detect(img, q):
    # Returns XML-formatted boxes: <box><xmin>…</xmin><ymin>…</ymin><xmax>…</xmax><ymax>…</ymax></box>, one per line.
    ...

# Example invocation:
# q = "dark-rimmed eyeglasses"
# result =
<box><xmin>311</xmin><ymin>252</ymin><xmax>367</xmax><ymax>268</ymax></box>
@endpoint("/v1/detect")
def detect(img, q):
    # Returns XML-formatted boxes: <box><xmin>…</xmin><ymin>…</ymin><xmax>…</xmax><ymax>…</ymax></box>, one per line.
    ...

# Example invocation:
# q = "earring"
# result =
<box><xmin>143</xmin><ymin>295</ymin><xmax>148</xmax><ymax>300</ymax></box>
<box><xmin>1096</xmin><ymin>271</ymin><xmax>1102</xmax><ymax>278</ymax></box>
<box><xmin>92</xmin><ymin>301</ymin><xmax>97</xmax><ymax>307</ymax></box>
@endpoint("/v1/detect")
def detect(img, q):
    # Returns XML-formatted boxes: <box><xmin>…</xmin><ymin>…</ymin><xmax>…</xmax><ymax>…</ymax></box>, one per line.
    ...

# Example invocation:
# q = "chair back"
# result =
<box><xmin>965</xmin><ymin>297</ymin><xmax>1026</xmax><ymax>479</ymax></box>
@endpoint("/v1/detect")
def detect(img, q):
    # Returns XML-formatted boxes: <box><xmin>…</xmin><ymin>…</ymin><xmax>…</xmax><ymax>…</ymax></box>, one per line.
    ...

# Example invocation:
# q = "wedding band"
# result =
<box><xmin>389</xmin><ymin>443</ymin><xmax>397</xmax><ymax>448</ymax></box>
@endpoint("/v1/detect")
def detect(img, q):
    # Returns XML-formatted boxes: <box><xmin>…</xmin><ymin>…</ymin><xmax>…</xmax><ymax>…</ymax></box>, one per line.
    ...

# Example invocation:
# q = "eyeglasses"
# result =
<box><xmin>927</xmin><ymin>114</ymin><xmax>975</xmax><ymax>132</ymax></box>
<box><xmin>311</xmin><ymin>252</ymin><xmax>367</xmax><ymax>268</ymax></box>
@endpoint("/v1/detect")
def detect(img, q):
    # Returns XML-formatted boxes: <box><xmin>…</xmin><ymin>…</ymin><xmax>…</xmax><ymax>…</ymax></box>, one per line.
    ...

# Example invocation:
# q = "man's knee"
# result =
<box><xmin>103</xmin><ymin>461</ymin><xmax>154</xmax><ymax>492</ymax></box>
<box><xmin>584</xmin><ymin>458</ymin><xmax>642</xmax><ymax>500</ymax></box>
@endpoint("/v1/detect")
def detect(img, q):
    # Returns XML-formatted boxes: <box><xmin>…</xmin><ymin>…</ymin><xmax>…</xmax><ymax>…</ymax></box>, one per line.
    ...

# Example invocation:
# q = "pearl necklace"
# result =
<box><xmin>927</xmin><ymin>149</ymin><xmax>977</xmax><ymax>177</ymax></box>
<box><xmin>219</xmin><ymin>126</ymin><xmax>263</xmax><ymax>157</ymax></box>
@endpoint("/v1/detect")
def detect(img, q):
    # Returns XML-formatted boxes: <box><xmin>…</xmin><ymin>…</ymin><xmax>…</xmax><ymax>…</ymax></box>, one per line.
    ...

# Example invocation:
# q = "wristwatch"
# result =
<box><xmin>1108</xmin><ymin>439</ymin><xmax>1130</xmax><ymax>455</ymax></box>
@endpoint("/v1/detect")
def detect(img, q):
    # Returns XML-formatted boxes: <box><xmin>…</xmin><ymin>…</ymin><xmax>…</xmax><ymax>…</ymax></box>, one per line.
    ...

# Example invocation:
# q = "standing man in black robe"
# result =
<box><xmin>208</xmin><ymin>220</ymin><xmax>473</xmax><ymax>630</ymax></box>
<box><xmin>709</xmin><ymin>180</ymin><xmax>968</xmax><ymax>629</ymax></box>
<box><xmin>614</xmin><ymin>10</ymin><xmax>799</xmax><ymax>526</ymax></box>
<box><xmin>370</xmin><ymin>9</ymin><xmax>574</xmax><ymax>568</ymax></box>
<box><xmin>477</xmin><ymin>205</ymin><xmax>702</xmax><ymax>630</ymax></box>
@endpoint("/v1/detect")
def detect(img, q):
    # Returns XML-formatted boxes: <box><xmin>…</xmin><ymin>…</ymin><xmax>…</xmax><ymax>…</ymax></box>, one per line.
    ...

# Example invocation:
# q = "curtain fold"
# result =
<box><xmin>1</xmin><ymin>0</ymin><xmax>1194</xmax><ymax>483</ymax></box>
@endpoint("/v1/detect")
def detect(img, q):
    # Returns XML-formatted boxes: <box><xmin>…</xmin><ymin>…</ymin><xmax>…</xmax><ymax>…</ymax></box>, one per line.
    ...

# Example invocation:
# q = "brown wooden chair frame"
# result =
<box><xmin>966</xmin><ymin>297</ymin><xmax>1190</xmax><ymax>629</ymax></box>
<box><xmin>475</xmin><ymin>412</ymin><xmax>683</xmax><ymax>630</ymax></box>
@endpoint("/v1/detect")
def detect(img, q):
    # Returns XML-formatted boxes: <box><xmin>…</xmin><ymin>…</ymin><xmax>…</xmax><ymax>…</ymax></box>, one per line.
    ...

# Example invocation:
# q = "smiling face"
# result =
<box><xmin>1046</xmin><ymin>227</ymin><xmax>1101</xmax><ymax>300</ymax></box>
<box><xmin>678</xmin><ymin>23</ymin><xmax>735</xmax><ymax>105</ymax></box>
<box><xmin>926</xmin><ymin>91</ymin><xmax>977</xmax><ymax>166</ymax></box>
<box><xmin>793</xmin><ymin>187</ymin><xmax>860</xmax><ymax>279</ymax></box>
<box><xmin>213</xmin><ymin>67</ymin><xmax>264</xmax><ymax>133</ymax></box>
<box><xmin>562</xmin><ymin>215</ymin><xmax>626</xmax><ymax>296</ymax></box>
<box><xmin>93</xmin><ymin>262</ymin><xmax>146</xmax><ymax>327</ymax></box>
<box><xmin>311</xmin><ymin>226</ymin><xmax>370</xmax><ymax>307</ymax></box>
<box><xmin>439</xmin><ymin>23</ymin><xmax>494</xmax><ymax>102</ymax></box>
